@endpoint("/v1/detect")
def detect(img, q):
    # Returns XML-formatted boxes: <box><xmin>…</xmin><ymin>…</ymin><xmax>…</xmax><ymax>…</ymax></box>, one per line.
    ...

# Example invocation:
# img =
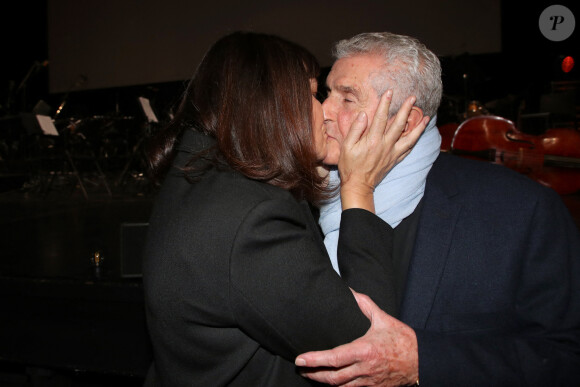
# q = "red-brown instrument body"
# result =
<box><xmin>450</xmin><ymin>116</ymin><xmax>580</xmax><ymax>195</ymax></box>
<box><xmin>438</xmin><ymin>122</ymin><xmax>459</xmax><ymax>153</ymax></box>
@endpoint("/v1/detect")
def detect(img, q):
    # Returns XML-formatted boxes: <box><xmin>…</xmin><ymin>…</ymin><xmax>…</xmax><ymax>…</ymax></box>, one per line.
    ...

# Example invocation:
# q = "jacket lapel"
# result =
<box><xmin>400</xmin><ymin>157</ymin><xmax>461</xmax><ymax>329</ymax></box>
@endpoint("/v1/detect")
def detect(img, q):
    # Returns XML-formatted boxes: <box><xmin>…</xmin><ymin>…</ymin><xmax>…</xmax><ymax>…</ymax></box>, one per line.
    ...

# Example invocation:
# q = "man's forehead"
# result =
<box><xmin>327</xmin><ymin>55</ymin><xmax>384</xmax><ymax>91</ymax></box>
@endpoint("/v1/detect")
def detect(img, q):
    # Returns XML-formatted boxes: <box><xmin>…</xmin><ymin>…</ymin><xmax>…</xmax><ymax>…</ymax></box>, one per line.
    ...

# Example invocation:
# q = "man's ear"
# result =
<box><xmin>401</xmin><ymin>107</ymin><xmax>426</xmax><ymax>137</ymax></box>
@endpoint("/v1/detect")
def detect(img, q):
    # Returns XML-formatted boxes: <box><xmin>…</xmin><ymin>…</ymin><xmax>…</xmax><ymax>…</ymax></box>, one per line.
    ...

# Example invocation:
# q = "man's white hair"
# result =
<box><xmin>333</xmin><ymin>32</ymin><xmax>442</xmax><ymax>117</ymax></box>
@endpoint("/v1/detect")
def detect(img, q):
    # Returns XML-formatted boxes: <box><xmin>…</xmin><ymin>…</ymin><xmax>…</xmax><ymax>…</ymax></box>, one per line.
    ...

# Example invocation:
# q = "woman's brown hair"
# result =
<box><xmin>148</xmin><ymin>31</ymin><xmax>331</xmax><ymax>203</ymax></box>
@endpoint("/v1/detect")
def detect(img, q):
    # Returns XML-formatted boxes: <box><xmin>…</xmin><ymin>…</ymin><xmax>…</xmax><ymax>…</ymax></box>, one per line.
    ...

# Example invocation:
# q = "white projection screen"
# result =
<box><xmin>47</xmin><ymin>0</ymin><xmax>501</xmax><ymax>93</ymax></box>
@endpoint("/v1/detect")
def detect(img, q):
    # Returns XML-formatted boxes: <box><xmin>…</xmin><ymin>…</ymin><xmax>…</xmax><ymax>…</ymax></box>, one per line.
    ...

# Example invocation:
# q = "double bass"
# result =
<box><xmin>450</xmin><ymin>115</ymin><xmax>580</xmax><ymax>195</ymax></box>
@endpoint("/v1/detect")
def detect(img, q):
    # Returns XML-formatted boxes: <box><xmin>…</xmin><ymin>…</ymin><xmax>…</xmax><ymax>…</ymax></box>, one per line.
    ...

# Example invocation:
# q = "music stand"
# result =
<box><xmin>115</xmin><ymin>97</ymin><xmax>159</xmax><ymax>192</ymax></box>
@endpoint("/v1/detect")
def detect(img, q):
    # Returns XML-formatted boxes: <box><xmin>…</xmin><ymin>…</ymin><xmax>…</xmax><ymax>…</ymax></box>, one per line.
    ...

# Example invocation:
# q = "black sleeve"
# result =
<box><xmin>229</xmin><ymin>199</ymin><xmax>373</xmax><ymax>362</ymax></box>
<box><xmin>338</xmin><ymin>208</ymin><xmax>398</xmax><ymax>317</ymax></box>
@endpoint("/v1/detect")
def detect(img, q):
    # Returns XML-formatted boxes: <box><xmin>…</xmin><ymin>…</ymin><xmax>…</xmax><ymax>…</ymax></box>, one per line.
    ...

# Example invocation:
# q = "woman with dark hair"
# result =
<box><xmin>142</xmin><ymin>31</ymin><xmax>426</xmax><ymax>386</ymax></box>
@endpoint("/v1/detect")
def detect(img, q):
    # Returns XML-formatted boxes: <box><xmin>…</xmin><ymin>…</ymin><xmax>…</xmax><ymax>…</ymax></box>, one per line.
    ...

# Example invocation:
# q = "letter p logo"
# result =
<box><xmin>540</xmin><ymin>5</ymin><xmax>575</xmax><ymax>41</ymax></box>
<box><xmin>550</xmin><ymin>15</ymin><xmax>565</xmax><ymax>30</ymax></box>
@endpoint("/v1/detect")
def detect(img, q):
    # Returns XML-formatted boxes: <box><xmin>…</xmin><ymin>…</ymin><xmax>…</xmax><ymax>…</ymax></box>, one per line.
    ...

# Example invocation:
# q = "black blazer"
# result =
<box><xmin>346</xmin><ymin>153</ymin><xmax>580</xmax><ymax>386</ymax></box>
<box><xmin>142</xmin><ymin>130</ymin><xmax>385</xmax><ymax>386</ymax></box>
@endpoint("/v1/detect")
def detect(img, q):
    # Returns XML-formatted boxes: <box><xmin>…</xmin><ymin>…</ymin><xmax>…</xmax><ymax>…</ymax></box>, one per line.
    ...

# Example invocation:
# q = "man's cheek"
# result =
<box><xmin>337</xmin><ymin>114</ymin><xmax>355</xmax><ymax>138</ymax></box>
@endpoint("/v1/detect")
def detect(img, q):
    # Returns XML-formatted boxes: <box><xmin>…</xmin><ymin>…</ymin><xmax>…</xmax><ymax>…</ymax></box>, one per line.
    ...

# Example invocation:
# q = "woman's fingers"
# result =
<box><xmin>366</xmin><ymin>89</ymin><xmax>393</xmax><ymax>139</ymax></box>
<box><xmin>343</xmin><ymin>111</ymin><xmax>368</xmax><ymax>147</ymax></box>
<box><xmin>383</xmin><ymin>95</ymin><xmax>416</xmax><ymax>143</ymax></box>
<box><xmin>343</xmin><ymin>89</ymin><xmax>394</xmax><ymax>149</ymax></box>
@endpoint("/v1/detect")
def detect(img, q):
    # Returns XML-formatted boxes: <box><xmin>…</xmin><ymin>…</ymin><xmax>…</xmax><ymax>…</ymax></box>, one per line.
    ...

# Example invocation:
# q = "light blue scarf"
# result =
<box><xmin>319</xmin><ymin>116</ymin><xmax>441</xmax><ymax>273</ymax></box>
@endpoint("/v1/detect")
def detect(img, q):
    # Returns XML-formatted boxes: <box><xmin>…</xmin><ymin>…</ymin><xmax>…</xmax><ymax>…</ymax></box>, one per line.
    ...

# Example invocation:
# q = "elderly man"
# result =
<box><xmin>296</xmin><ymin>32</ymin><xmax>580</xmax><ymax>386</ymax></box>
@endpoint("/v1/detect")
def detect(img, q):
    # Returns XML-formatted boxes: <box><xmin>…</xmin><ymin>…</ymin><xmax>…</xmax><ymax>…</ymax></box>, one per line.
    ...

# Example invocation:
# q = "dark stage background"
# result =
<box><xmin>1</xmin><ymin>1</ymin><xmax>578</xmax><ymax>122</ymax></box>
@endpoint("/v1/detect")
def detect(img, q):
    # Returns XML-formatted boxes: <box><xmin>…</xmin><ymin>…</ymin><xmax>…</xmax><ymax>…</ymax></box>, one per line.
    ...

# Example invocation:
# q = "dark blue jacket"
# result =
<box><xmin>405</xmin><ymin>153</ymin><xmax>580</xmax><ymax>385</ymax></box>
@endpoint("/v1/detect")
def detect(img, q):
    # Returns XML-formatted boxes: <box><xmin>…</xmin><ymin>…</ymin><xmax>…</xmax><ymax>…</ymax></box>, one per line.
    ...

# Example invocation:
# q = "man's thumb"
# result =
<box><xmin>351</xmin><ymin>289</ymin><xmax>378</xmax><ymax>321</ymax></box>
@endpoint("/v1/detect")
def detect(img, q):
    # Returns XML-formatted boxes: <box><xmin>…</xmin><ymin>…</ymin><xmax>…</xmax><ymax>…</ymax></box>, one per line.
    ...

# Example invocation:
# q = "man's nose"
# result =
<box><xmin>322</xmin><ymin>98</ymin><xmax>335</xmax><ymax>122</ymax></box>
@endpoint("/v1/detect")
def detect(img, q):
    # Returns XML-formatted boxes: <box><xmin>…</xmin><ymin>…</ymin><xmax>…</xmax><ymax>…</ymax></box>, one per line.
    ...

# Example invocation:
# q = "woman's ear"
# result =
<box><xmin>401</xmin><ymin>107</ymin><xmax>426</xmax><ymax>137</ymax></box>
